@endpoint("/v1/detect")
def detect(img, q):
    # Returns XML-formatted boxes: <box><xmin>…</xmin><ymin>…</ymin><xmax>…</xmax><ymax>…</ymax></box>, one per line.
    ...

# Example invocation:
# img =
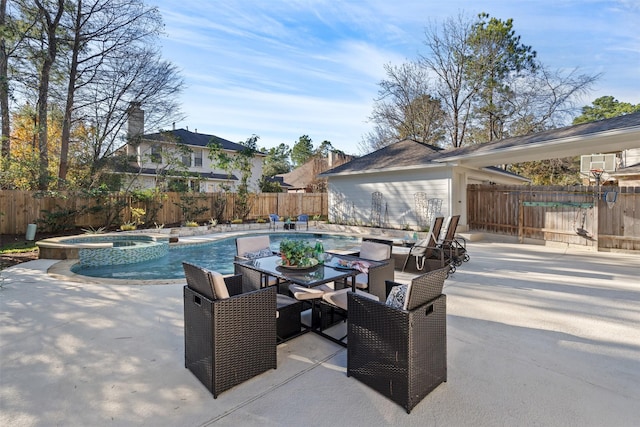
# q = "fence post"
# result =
<box><xmin>593</xmin><ymin>188</ymin><xmax>600</xmax><ymax>251</ymax></box>
<box><xmin>518</xmin><ymin>194</ymin><xmax>524</xmax><ymax>244</ymax></box>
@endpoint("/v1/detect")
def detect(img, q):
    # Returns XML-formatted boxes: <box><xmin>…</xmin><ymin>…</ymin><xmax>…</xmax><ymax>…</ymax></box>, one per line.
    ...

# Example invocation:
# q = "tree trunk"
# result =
<box><xmin>59</xmin><ymin>0</ymin><xmax>82</xmax><ymax>188</ymax></box>
<box><xmin>0</xmin><ymin>0</ymin><xmax>9</xmax><ymax>158</ymax></box>
<box><xmin>35</xmin><ymin>0</ymin><xmax>64</xmax><ymax>190</ymax></box>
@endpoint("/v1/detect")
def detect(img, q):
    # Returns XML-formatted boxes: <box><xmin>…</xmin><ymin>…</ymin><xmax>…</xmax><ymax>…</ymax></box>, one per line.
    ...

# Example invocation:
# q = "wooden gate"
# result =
<box><xmin>467</xmin><ymin>184</ymin><xmax>640</xmax><ymax>251</ymax></box>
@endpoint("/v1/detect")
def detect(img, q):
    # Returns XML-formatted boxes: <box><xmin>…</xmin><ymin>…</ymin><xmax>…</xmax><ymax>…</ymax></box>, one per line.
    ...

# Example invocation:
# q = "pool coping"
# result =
<box><xmin>44</xmin><ymin>229</ymin><xmax>363</xmax><ymax>285</ymax></box>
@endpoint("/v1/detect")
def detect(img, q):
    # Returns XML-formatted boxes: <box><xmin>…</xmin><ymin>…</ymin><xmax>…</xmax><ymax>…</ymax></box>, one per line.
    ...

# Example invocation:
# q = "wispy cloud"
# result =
<box><xmin>150</xmin><ymin>0</ymin><xmax>640</xmax><ymax>153</ymax></box>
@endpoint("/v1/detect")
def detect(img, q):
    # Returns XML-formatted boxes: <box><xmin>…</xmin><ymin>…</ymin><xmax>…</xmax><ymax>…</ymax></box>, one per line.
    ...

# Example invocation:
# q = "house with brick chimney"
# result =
<box><xmin>119</xmin><ymin>103</ymin><xmax>265</xmax><ymax>192</ymax></box>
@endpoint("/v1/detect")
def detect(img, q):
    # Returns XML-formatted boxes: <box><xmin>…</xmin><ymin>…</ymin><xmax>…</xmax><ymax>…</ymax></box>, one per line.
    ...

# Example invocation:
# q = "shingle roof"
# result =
<box><xmin>321</xmin><ymin>140</ymin><xmax>443</xmax><ymax>175</ymax></box>
<box><xmin>322</xmin><ymin>112</ymin><xmax>640</xmax><ymax>176</ymax></box>
<box><xmin>142</xmin><ymin>128</ymin><xmax>265</xmax><ymax>155</ymax></box>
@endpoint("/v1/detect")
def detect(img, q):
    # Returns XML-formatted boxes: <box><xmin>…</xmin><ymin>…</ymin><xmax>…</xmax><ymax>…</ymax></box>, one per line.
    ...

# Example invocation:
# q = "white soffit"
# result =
<box><xmin>439</xmin><ymin>127</ymin><xmax>640</xmax><ymax>168</ymax></box>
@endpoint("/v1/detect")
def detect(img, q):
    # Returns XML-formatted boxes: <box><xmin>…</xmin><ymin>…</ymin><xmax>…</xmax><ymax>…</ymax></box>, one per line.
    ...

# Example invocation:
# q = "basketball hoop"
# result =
<box><xmin>603</xmin><ymin>190</ymin><xmax>618</xmax><ymax>209</ymax></box>
<box><xmin>590</xmin><ymin>168</ymin><xmax>604</xmax><ymax>184</ymax></box>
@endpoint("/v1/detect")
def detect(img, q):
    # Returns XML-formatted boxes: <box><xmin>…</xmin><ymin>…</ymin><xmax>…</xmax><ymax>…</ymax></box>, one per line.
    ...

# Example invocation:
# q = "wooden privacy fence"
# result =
<box><xmin>0</xmin><ymin>191</ymin><xmax>328</xmax><ymax>235</ymax></box>
<box><xmin>467</xmin><ymin>184</ymin><xmax>640</xmax><ymax>251</ymax></box>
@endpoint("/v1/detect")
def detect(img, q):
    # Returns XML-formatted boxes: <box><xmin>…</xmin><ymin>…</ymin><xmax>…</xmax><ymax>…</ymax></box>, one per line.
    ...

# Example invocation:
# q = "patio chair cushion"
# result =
<box><xmin>322</xmin><ymin>288</ymin><xmax>378</xmax><ymax>311</ymax></box>
<box><xmin>209</xmin><ymin>270</ymin><xmax>230</xmax><ymax>299</ymax></box>
<box><xmin>359</xmin><ymin>241</ymin><xmax>391</xmax><ymax>261</ymax></box>
<box><xmin>236</xmin><ymin>236</ymin><xmax>271</xmax><ymax>258</ymax></box>
<box><xmin>244</xmin><ymin>248</ymin><xmax>273</xmax><ymax>259</ymax></box>
<box><xmin>355</xmin><ymin>273</ymin><xmax>368</xmax><ymax>289</ymax></box>
<box><xmin>354</xmin><ymin>241</ymin><xmax>390</xmax><ymax>290</ymax></box>
<box><xmin>385</xmin><ymin>284</ymin><xmax>410</xmax><ymax>310</ymax></box>
<box><xmin>404</xmin><ymin>267</ymin><xmax>448</xmax><ymax>310</ymax></box>
<box><xmin>289</xmin><ymin>283</ymin><xmax>334</xmax><ymax>300</ymax></box>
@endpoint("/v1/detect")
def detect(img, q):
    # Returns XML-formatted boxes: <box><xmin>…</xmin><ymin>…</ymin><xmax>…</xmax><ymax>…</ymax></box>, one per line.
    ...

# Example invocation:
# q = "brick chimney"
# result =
<box><xmin>127</xmin><ymin>102</ymin><xmax>144</xmax><ymax>141</ymax></box>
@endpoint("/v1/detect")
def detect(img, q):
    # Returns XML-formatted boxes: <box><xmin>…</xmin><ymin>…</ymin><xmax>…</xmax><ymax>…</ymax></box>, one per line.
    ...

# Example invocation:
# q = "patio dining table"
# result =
<box><xmin>234</xmin><ymin>254</ymin><xmax>363</xmax><ymax>290</ymax></box>
<box><xmin>234</xmin><ymin>254</ymin><xmax>389</xmax><ymax>345</ymax></box>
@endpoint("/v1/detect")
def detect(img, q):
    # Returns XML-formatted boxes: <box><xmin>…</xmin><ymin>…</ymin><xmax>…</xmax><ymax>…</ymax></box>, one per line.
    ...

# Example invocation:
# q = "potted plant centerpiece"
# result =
<box><xmin>279</xmin><ymin>239</ymin><xmax>318</xmax><ymax>268</ymax></box>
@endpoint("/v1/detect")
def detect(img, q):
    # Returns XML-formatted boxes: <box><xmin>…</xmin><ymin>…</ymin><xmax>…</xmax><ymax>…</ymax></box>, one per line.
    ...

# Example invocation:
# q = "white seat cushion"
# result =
<box><xmin>289</xmin><ymin>283</ymin><xmax>334</xmax><ymax>300</ymax></box>
<box><xmin>322</xmin><ymin>288</ymin><xmax>379</xmax><ymax>311</ymax></box>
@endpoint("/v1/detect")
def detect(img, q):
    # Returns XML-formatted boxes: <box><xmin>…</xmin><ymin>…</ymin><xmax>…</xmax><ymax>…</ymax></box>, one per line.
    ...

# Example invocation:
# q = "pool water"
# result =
<box><xmin>71</xmin><ymin>233</ymin><xmax>360</xmax><ymax>280</ymax></box>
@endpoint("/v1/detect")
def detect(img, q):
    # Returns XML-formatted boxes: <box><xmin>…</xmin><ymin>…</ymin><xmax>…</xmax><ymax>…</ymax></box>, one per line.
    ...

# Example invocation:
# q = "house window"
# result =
<box><xmin>150</xmin><ymin>145</ymin><xmax>162</xmax><ymax>163</ymax></box>
<box><xmin>194</xmin><ymin>149</ymin><xmax>203</xmax><ymax>167</ymax></box>
<box><xmin>181</xmin><ymin>153</ymin><xmax>192</xmax><ymax>167</ymax></box>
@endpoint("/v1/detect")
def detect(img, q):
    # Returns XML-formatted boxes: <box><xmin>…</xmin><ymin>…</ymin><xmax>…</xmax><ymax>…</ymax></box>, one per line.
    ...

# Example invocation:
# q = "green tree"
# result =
<box><xmin>261</xmin><ymin>143</ymin><xmax>291</xmax><ymax>177</ymax></box>
<box><xmin>291</xmin><ymin>135</ymin><xmax>314</xmax><ymax>167</ymax></box>
<box><xmin>509</xmin><ymin>96</ymin><xmax>640</xmax><ymax>183</ymax></box>
<box><xmin>509</xmin><ymin>157</ymin><xmax>581</xmax><ymax>185</ymax></box>
<box><xmin>258</xmin><ymin>177</ymin><xmax>282</xmax><ymax>193</ymax></box>
<box><xmin>4</xmin><ymin>0</ymin><xmax>183</xmax><ymax>191</ymax></box>
<box><xmin>401</xmin><ymin>12</ymin><xmax>597</xmax><ymax>150</ymax></box>
<box><xmin>466</xmin><ymin>12</ymin><xmax>538</xmax><ymax>142</ymax></box>
<box><xmin>207</xmin><ymin>135</ymin><xmax>258</xmax><ymax>220</ymax></box>
<box><xmin>573</xmin><ymin>96</ymin><xmax>640</xmax><ymax>124</ymax></box>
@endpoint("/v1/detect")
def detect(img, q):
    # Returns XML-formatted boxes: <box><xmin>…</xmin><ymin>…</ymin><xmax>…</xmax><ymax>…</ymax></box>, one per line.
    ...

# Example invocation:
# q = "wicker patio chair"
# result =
<box><xmin>182</xmin><ymin>262</ymin><xmax>277</xmax><ymax>398</ymax></box>
<box><xmin>347</xmin><ymin>266</ymin><xmax>449</xmax><ymax>413</ymax></box>
<box><xmin>234</xmin><ymin>235</ymin><xmax>280</xmax><ymax>292</ymax></box>
<box><xmin>352</xmin><ymin>240</ymin><xmax>395</xmax><ymax>301</ymax></box>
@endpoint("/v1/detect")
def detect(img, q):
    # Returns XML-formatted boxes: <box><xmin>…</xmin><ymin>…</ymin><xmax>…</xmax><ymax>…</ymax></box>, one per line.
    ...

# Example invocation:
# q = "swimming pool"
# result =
<box><xmin>71</xmin><ymin>233</ymin><xmax>360</xmax><ymax>280</ymax></box>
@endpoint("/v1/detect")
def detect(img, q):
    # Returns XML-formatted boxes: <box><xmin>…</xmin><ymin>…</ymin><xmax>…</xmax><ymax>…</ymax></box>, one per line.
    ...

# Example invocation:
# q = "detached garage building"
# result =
<box><xmin>319</xmin><ymin>139</ymin><xmax>527</xmax><ymax>231</ymax></box>
<box><xmin>320</xmin><ymin>112</ymin><xmax>640</xmax><ymax>232</ymax></box>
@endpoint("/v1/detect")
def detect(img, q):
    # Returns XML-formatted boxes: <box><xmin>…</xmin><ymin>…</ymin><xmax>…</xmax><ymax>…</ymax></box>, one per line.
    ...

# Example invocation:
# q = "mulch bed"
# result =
<box><xmin>0</xmin><ymin>251</ymin><xmax>39</xmax><ymax>269</ymax></box>
<box><xmin>0</xmin><ymin>231</ymin><xmax>77</xmax><ymax>269</ymax></box>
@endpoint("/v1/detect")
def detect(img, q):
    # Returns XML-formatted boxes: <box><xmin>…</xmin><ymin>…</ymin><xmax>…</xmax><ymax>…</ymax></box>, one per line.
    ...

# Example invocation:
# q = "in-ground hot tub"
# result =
<box><xmin>37</xmin><ymin>233</ymin><xmax>169</xmax><ymax>267</ymax></box>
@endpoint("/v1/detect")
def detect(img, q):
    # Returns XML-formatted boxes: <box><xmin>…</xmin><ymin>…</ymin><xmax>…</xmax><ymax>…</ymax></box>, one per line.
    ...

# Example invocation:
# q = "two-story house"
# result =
<box><xmin>120</xmin><ymin>103</ymin><xmax>265</xmax><ymax>192</ymax></box>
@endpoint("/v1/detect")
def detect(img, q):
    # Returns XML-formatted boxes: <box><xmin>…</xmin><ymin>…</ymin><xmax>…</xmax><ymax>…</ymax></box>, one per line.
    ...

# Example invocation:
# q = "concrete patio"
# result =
<box><xmin>1</xmin><ymin>236</ymin><xmax>639</xmax><ymax>426</ymax></box>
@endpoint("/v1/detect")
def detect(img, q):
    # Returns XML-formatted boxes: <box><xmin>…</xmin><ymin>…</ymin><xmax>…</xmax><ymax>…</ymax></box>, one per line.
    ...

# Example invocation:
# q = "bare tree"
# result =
<box><xmin>420</xmin><ymin>14</ymin><xmax>478</xmax><ymax>148</ymax></box>
<box><xmin>4</xmin><ymin>0</ymin><xmax>182</xmax><ymax>190</ymax></box>
<box><xmin>58</xmin><ymin>0</ymin><xmax>165</xmax><ymax>187</ymax></box>
<box><xmin>501</xmin><ymin>65</ymin><xmax>598</xmax><ymax>135</ymax></box>
<box><xmin>358</xmin><ymin>123</ymin><xmax>396</xmax><ymax>154</ymax></box>
<box><xmin>368</xmin><ymin>62</ymin><xmax>445</xmax><ymax>149</ymax></box>
<box><xmin>77</xmin><ymin>45</ymin><xmax>184</xmax><ymax>186</ymax></box>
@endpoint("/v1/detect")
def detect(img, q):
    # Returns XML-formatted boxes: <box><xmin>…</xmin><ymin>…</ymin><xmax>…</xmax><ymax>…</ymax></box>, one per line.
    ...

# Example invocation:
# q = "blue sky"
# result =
<box><xmin>150</xmin><ymin>0</ymin><xmax>640</xmax><ymax>154</ymax></box>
